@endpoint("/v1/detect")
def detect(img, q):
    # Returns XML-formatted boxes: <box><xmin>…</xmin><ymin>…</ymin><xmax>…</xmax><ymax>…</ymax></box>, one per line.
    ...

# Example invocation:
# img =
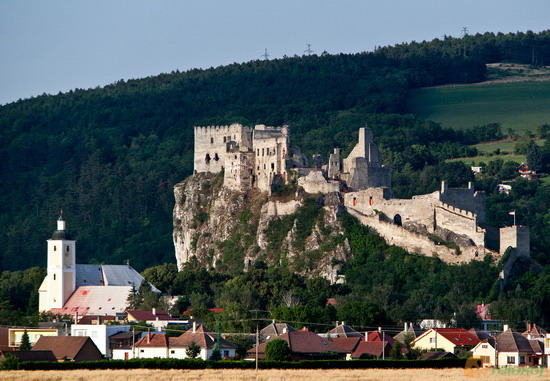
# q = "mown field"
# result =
<box><xmin>473</xmin><ymin>139</ymin><xmax>545</xmax><ymax>153</ymax></box>
<box><xmin>447</xmin><ymin>154</ymin><xmax>526</xmax><ymax>166</ymax></box>
<box><xmin>0</xmin><ymin>368</ymin><xmax>543</xmax><ymax>381</ymax></box>
<box><xmin>406</xmin><ymin>81</ymin><xmax>550</xmax><ymax>133</ymax></box>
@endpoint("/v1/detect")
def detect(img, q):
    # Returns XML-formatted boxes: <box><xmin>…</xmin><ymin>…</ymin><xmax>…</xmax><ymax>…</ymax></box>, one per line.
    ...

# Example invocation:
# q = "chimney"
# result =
<box><xmin>404</xmin><ymin>322</ymin><xmax>408</xmax><ymax>331</ymax></box>
<box><xmin>283</xmin><ymin>327</ymin><xmax>287</xmax><ymax>334</ymax></box>
<box><xmin>147</xmin><ymin>332</ymin><xmax>151</xmax><ymax>344</ymax></box>
<box><xmin>527</xmin><ymin>323</ymin><xmax>531</xmax><ymax>332</ymax></box>
<box><xmin>193</xmin><ymin>321</ymin><xmax>197</xmax><ymax>333</ymax></box>
<box><xmin>503</xmin><ymin>324</ymin><xmax>509</xmax><ymax>332</ymax></box>
<box><xmin>365</xmin><ymin>332</ymin><xmax>368</xmax><ymax>342</ymax></box>
<box><xmin>152</xmin><ymin>308</ymin><xmax>156</xmax><ymax>316</ymax></box>
<box><xmin>335</xmin><ymin>321</ymin><xmax>339</xmax><ymax>327</ymax></box>
<box><xmin>272</xmin><ymin>319</ymin><xmax>276</xmax><ymax>324</ymax></box>
<box><xmin>378</xmin><ymin>327</ymin><xmax>382</xmax><ymax>332</ymax></box>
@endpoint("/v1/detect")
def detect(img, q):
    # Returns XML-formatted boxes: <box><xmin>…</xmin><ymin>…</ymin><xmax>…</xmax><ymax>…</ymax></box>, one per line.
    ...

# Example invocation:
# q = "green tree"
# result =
<box><xmin>390</xmin><ymin>341</ymin><xmax>403</xmax><ymax>360</ymax></box>
<box><xmin>185</xmin><ymin>341</ymin><xmax>201</xmax><ymax>359</ymax></box>
<box><xmin>19</xmin><ymin>330</ymin><xmax>31</xmax><ymax>351</ymax></box>
<box><xmin>526</xmin><ymin>143</ymin><xmax>543</xmax><ymax>172</ymax></box>
<box><xmin>265</xmin><ymin>338</ymin><xmax>291</xmax><ymax>361</ymax></box>
<box><xmin>209</xmin><ymin>348</ymin><xmax>221</xmax><ymax>361</ymax></box>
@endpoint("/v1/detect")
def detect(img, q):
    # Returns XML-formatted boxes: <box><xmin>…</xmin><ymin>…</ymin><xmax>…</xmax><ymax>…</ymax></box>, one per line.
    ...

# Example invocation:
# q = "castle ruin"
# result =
<box><xmin>189</xmin><ymin>123</ymin><xmax>529</xmax><ymax>271</ymax></box>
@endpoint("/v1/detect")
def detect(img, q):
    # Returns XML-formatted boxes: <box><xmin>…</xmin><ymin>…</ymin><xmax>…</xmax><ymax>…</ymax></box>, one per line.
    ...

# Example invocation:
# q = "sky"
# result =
<box><xmin>1</xmin><ymin>0</ymin><xmax>550</xmax><ymax>105</ymax></box>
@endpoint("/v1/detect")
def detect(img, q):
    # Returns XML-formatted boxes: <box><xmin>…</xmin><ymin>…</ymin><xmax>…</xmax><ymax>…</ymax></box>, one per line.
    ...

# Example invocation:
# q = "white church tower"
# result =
<box><xmin>38</xmin><ymin>213</ymin><xmax>76</xmax><ymax>312</ymax></box>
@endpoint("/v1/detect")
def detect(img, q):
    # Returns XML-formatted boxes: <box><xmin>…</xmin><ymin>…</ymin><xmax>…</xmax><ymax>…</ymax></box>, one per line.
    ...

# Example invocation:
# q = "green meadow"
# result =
<box><xmin>447</xmin><ymin>154</ymin><xmax>526</xmax><ymax>166</ymax></box>
<box><xmin>406</xmin><ymin>81</ymin><xmax>550</xmax><ymax>133</ymax></box>
<box><xmin>473</xmin><ymin>139</ymin><xmax>545</xmax><ymax>153</ymax></box>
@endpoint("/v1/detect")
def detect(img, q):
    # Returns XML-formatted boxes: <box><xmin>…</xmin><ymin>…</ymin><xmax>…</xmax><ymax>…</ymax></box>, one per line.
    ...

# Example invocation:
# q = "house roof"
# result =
<box><xmin>170</xmin><ymin>324</ymin><xmax>236</xmax><ymax>349</ymax></box>
<box><xmin>32</xmin><ymin>336</ymin><xmax>99</xmax><ymax>360</ymax></box>
<box><xmin>74</xmin><ymin>265</ymin><xmax>158</xmax><ymax>291</ymax></box>
<box><xmin>420</xmin><ymin>351</ymin><xmax>457</xmax><ymax>360</ymax></box>
<box><xmin>417</xmin><ymin>328</ymin><xmax>480</xmax><ymax>347</ymax></box>
<box><xmin>134</xmin><ymin>333</ymin><xmax>169</xmax><ymax>348</ymax></box>
<box><xmin>522</xmin><ymin>324</ymin><xmax>548</xmax><ymax>339</ymax></box>
<box><xmin>485</xmin><ymin>329</ymin><xmax>545</xmax><ymax>353</ymax></box>
<box><xmin>330</xmin><ymin>337</ymin><xmax>361</xmax><ymax>352</ymax></box>
<box><xmin>367</xmin><ymin>331</ymin><xmax>395</xmax><ymax>345</ymax></box>
<box><xmin>468</xmin><ymin>328</ymin><xmax>491</xmax><ymax>341</ymax></box>
<box><xmin>260</xmin><ymin>323</ymin><xmax>297</xmax><ymax>342</ymax></box>
<box><xmin>250</xmin><ymin>331</ymin><xmax>349</xmax><ymax>355</ymax></box>
<box><xmin>49</xmin><ymin>285</ymin><xmax>132</xmax><ymax>316</ymax></box>
<box><xmin>327</xmin><ymin>323</ymin><xmax>363</xmax><ymax>338</ymax></box>
<box><xmin>127</xmin><ymin>310</ymin><xmax>172</xmax><ymax>321</ymax></box>
<box><xmin>351</xmin><ymin>341</ymin><xmax>391</xmax><ymax>359</ymax></box>
<box><xmin>0</xmin><ymin>350</ymin><xmax>57</xmax><ymax>362</ymax></box>
<box><xmin>394</xmin><ymin>325</ymin><xmax>425</xmax><ymax>344</ymax></box>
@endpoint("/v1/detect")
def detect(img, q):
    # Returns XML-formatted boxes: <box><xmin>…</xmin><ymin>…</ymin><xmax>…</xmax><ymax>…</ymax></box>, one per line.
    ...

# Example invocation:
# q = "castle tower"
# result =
<box><xmin>39</xmin><ymin>213</ymin><xmax>76</xmax><ymax>312</ymax></box>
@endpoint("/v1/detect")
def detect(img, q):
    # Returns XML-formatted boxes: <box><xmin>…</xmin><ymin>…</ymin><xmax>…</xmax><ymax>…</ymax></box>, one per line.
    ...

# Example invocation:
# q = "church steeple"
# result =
<box><xmin>57</xmin><ymin>210</ymin><xmax>65</xmax><ymax>231</ymax></box>
<box><xmin>51</xmin><ymin>210</ymin><xmax>71</xmax><ymax>240</ymax></box>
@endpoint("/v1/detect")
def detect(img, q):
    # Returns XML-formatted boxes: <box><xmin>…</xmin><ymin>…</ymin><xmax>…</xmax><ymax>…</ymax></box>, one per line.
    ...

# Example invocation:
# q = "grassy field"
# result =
<box><xmin>0</xmin><ymin>368</ymin><xmax>544</xmax><ymax>381</ymax></box>
<box><xmin>406</xmin><ymin>81</ymin><xmax>550</xmax><ymax>133</ymax></box>
<box><xmin>447</xmin><ymin>154</ymin><xmax>525</xmax><ymax>166</ymax></box>
<box><xmin>473</xmin><ymin>139</ymin><xmax>545</xmax><ymax>154</ymax></box>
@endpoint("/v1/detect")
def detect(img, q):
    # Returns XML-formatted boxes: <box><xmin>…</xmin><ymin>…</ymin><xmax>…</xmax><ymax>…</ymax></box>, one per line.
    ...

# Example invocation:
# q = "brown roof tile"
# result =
<box><xmin>32</xmin><ymin>336</ymin><xmax>102</xmax><ymax>361</ymax></box>
<box><xmin>0</xmin><ymin>350</ymin><xmax>57</xmax><ymax>362</ymax></box>
<box><xmin>250</xmin><ymin>331</ymin><xmax>349</xmax><ymax>355</ymax></box>
<box><xmin>329</xmin><ymin>337</ymin><xmax>361</xmax><ymax>352</ymax></box>
<box><xmin>351</xmin><ymin>341</ymin><xmax>391</xmax><ymax>359</ymax></box>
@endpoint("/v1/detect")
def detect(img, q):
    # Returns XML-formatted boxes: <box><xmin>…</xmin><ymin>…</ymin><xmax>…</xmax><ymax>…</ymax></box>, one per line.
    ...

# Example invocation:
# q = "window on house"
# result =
<box><xmin>482</xmin><ymin>344</ymin><xmax>488</xmax><ymax>349</ymax></box>
<box><xmin>429</xmin><ymin>338</ymin><xmax>436</xmax><ymax>344</ymax></box>
<box><xmin>54</xmin><ymin>246</ymin><xmax>56</xmax><ymax>251</ymax></box>
<box><xmin>53</xmin><ymin>274</ymin><xmax>56</xmax><ymax>281</ymax></box>
<box><xmin>224</xmin><ymin>350</ymin><xmax>229</xmax><ymax>357</ymax></box>
<box><xmin>66</xmin><ymin>245</ymin><xmax>70</xmax><ymax>252</ymax></box>
<box><xmin>140</xmin><ymin>349</ymin><xmax>144</xmax><ymax>353</ymax></box>
<box><xmin>171</xmin><ymin>350</ymin><xmax>175</xmax><ymax>354</ymax></box>
<box><xmin>507</xmin><ymin>356</ymin><xmax>515</xmax><ymax>364</ymax></box>
<box><xmin>520</xmin><ymin>356</ymin><xmax>525</xmax><ymax>364</ymax></box>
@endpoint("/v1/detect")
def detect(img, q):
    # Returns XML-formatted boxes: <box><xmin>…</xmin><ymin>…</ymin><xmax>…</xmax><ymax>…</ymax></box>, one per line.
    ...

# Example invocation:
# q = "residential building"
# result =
<box><xmin>32</xmin><ymin>336</ymin><xmax>103</xmax><ymax>361</ymax></box>
<box><xmin>326</xmin><ymin>321</ymin><xmax>363</xmax><ymax>338</ymax></box>
<box><xmin>471</xmin><ymin>328</ymin><xmax>545</xmax><ymax>367</ymax></box>
<box><xmin>522</xmin><ymin>323</ymin><xmax>548</xmax><ymax>339</ymax></box>
<box><xmin>8</xmin><ymin>328</ymin><xmax>60</xmax><ymax>349</ymax></box>
<box><xmin>393</xmin><ymin>322</ymin><xmax>424</xmax><ymax>344</ymax></box>
<box><xmin>0</xmin><ymin>350</ymin><xmax>57</xmax><ymax>363</ymax></box>
<box><xmin>109</xmin><ymin>331</ymin><xmax>143</xmax><ymax>360</ymax></box>
<box><xmin>247</xmin><ymin>331</ymin><xmax>348</xmax><ymax>361</ymax></box>
<box><xmin>71</xmin><ymin>324</ymin><xmax>131</xmax><ymax>358</ymax></box>
<box><xmin>351</xmin><ymin>341</ymin><xmax>392</xmax><ymax>359</ymax></box>
<box><xmin>412</xmin><ymin>328</ymin><xmax>480</xmax><ymax>356</ymax></box>
<box><xmin>260</xmin><ymin>321</ymin><xmax>296</xmax><ymax>343</ymax></box>
<box><xmin>420</xmin><ymin>351</ymin><xmax>457</xmax><ymax>360</ymax></box>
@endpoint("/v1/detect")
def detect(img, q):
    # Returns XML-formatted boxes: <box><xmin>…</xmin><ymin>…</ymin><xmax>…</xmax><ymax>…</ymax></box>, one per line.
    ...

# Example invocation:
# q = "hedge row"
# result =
<box><xmin>15</xmin><ymin>358</ymin><xmax>467</xmax><ymax>371</ymax></box>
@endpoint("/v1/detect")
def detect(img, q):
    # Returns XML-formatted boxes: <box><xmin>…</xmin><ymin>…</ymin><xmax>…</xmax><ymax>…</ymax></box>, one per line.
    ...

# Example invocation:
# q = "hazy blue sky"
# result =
<box><xmin>1</xmin><ymin>1</ymin><xmax>549</xmax><ymax>105</ymax></box>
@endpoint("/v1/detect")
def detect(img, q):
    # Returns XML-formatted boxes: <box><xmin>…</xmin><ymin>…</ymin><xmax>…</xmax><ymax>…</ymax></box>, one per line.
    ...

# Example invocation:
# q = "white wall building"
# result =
<box><xmin>71</xmin><ymin>324</ymin><xmax>131</xmax><ymax>358</ymax></box>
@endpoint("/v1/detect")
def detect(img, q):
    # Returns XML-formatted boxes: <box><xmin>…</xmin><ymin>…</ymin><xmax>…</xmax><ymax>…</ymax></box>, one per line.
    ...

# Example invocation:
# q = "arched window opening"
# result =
<box><xmin>394</xmin><ymin>214</ymin><xmax>402</xmax><ymax>226</ymax></box>
<box><xmin>214</xmin><ymin>153</ymin><xmax>220</xmax><ymax>161</ymax></box>
<box><xmin>205</xmin><ymin>154</ymin><xmax>211</xmax><ymax>164</ymax></box>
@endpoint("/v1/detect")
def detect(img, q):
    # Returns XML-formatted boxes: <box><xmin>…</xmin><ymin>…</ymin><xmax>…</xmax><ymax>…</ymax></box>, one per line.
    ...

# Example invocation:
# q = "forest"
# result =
<box><xmin>0</xmin><ymin>30</ymin><xmax>549</xmax><ymax>327</ymax></box>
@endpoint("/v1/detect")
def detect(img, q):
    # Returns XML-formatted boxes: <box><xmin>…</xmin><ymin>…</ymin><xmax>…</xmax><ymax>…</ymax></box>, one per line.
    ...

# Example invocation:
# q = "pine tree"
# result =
<box><xmin>19</xmin><ymin>330</ymin><xmax>31</xmax><ymax>351</ymax></box>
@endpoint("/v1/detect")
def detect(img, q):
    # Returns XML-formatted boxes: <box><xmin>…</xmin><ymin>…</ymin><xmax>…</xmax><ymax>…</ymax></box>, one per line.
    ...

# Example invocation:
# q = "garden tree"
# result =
<box><xmin>537</xmin><ymin>123</ymin><xmax>550</xmax><ymax>139</ymax></box>
<box><xmin>19</xmin><ymin>330</ymin><xmax>31</xmax><ymax>351</ymax></box>
<box><xmin>210</xmin><ymin>348</ymin><xmax>221</xmax><ymax>361</ymax></box>
<box><xmin>390</xmin><ymin>341</ymin><xmax>403</xmax><ymax>360</ymax></box>
<box><xmin>187</xmin><ymin>292</ymin><xmax>213</xmax><ymax>318</ymax></box>
<box><xmin>270</xmin><ymin>305</ymin><xmax>336</xmax><ymax>332</ymax></box>
<box><xmin>225</xmin><ymin>335</ymin><xmax>254</xmax><ymax>359</ymax></box>
<box><xmin>514</xmin><ymin>139</ymin><xmax>536</xmax><ymax>155</ymax></box>
<box><xmin>265</xmin><ymin>338</ymin><xmax>291</xmax><ymax>361</ymax></box>
<box><xmin>185</xmin><ymin>341</ymin><xmax>201</xmax><ymax>359</ymax></box>
<box><xmin>403</xmin><ymin>334</ymin><xmax>422</xmax><ymax>360</ymax></box>
<box><xmin>336</xmin><ymin>301</ymin><xmax>389</xmax><ymax>328</ymax></box>
<box><xmin>526</xmin><ymin>143</ymin><xmax>543</xmax><ymax>173</ymax></box>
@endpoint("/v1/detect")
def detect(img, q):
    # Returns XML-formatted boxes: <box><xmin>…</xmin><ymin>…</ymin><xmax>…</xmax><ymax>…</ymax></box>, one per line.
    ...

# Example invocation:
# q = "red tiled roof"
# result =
<box><xmin>170</xmin><ymin>324</ymin><xmax>235</xmax><ymax>349</ymax></box>
<box><xmin>430</xmin><ymin>328</ymin><xmax>481</xmax><ymax>347</ymax></box>
<box><xmin>367</xmin><ymin>331</ymin><xmax>395</xmax><ymax>345</ymax></box>
<box><xmin>182</xmin><ymin>308</ymin><xmax>224</xmax><ymax>316</ymax></box>
<box><xmin>330</xmin><ymin>337</ymin><xmax>361</xmax><ymax>352</ymax></box>
<box><xmin>351</xmin><ymin>341</ymin><xmax>391</xmax><ymax>359</ymax></box>
<box><xmin>249</xmin><ymin>331</ymin><xmax>349</xmax><ymax>355</ymax></box>
<box><xmin>522</xmin><ymin>324</ymin><xmax>548</xmax><ymax>339</ymax></box>
<box><xmin>32</xmin><ymin>336</ymin><xmax>102</xmax><ymax>361</ymax></box>
<box><xmin>134</xmin><ymin>333</ymin><xmax>169</xmax><ymax>348</ymax></box>
<box><xmin>127</xmin><ymin>310</ymin><xmax>171</xmax><ymax>321</ymax></box>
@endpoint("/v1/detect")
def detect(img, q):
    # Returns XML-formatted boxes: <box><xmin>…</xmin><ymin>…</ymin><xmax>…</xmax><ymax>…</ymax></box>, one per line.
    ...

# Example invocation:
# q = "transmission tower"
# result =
<box><xmin>261</xmin><ymin>48</ymin><xmax>270</xmax><ymax>60</ymax></box>
<box><xmin>462</xmin><ymin>27</ymin><xmax>469</xmax><ymax>58</ymax></box>
<box><xmin>304</xmin><ymin>44</ymin><xmax>314</xmax><ymax>56</ymax></box>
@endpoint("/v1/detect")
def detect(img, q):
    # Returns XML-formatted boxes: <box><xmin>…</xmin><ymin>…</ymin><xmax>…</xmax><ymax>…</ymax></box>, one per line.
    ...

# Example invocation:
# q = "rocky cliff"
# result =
<box><xmin>173</xmin><ymin>173</ymin><xmax>350</xmax><ymax>281</ymax></box>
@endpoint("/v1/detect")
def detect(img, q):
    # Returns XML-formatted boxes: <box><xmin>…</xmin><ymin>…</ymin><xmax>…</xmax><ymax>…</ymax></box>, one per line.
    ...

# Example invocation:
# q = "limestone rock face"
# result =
<box><xmin>173</xmin><ymin>173</ymin><xmax>349</xmax><ymax>282</ymax></box>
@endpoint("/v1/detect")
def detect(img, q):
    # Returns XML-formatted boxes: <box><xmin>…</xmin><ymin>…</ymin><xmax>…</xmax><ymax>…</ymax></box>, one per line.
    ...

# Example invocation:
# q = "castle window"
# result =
<box><xmin>235</xmin><ymin>155</ymin><xmax>237</xmax><ymax>159</ymax></box>
<box><xmin>210</xmin><ymin>137</ymin><xmax>214</xmax><ymax>144</ymax></box>
<box><xmin>264</xmin><ymin>164</ymin><xmax>266</xmax><ymax>170</ymax></box>
<box><xmin>205</xmin><ymin>154</ymin><xmax>211</xmax><ymax>164</ymax></box>
<box><xmin>53</xmin><ymin>246</ymin><xmax>56</xmax><ymax>251</ymax></box>
<box><xmin>271</xmin><ymin>163</ymin><xmax>275</xmax><ymax>170</ymax></box>
<box><xmin>223</xmin><ymin>137</ymin><xmax>227</xmax><ymax>143</ymax></box>
<box><xmin>262</xmin><ymin>148</ymin><xmax>264</xmax><ymax>156</ymax></box>
<box><xmin>53</xmin><ymin>274</ymin><xmax>56</xmax><ymax>280</ymax></box>
<box><xmin>214</xmin><ymin>153</ymin><xmax>219</xmax><ymax>161</ymax></box>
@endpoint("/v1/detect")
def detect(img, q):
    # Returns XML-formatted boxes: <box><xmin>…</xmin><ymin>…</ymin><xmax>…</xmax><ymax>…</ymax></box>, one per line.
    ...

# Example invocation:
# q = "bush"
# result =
<box><xmin>265</xmin><ymin>339</ymin><xmax>291</xmax><ymax>361</ymax></box>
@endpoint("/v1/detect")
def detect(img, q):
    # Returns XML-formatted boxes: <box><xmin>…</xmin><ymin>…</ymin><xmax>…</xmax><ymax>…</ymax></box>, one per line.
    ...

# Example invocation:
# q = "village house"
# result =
<box><xmin>32</xmin><ymin>336</ymin><xmax>103</xmax><ymax>362</ymax></box>
<box><xmin>71</xmin><ymin>324</ymin><xmax>131</xmax><ymax>358</ymax></box>
<box><xmin>412</xmin><ymin>328</ymin><xmax>480</xmax><ymax>356</ymax></box>
<box><xmin>259</xmin><ymin>321</ymin><xmax>296</xmax><ymax>343</ymax></box>
<box><xmin>393</xmin><ymin>322</ymin><xmax>425</xmax><ymax>344</ymax></box>
<box><xmin>471</xmin><ymin>328</ymin><xmax>546</xmax><ymax>367</ymax></box>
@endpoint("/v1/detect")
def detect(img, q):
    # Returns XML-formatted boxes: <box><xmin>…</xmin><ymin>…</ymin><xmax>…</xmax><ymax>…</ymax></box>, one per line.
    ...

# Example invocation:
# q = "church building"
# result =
<box><xmin>38</xmin><ymin>214</ymin><xmax>158</xmax><ymax>316</ymax></box>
